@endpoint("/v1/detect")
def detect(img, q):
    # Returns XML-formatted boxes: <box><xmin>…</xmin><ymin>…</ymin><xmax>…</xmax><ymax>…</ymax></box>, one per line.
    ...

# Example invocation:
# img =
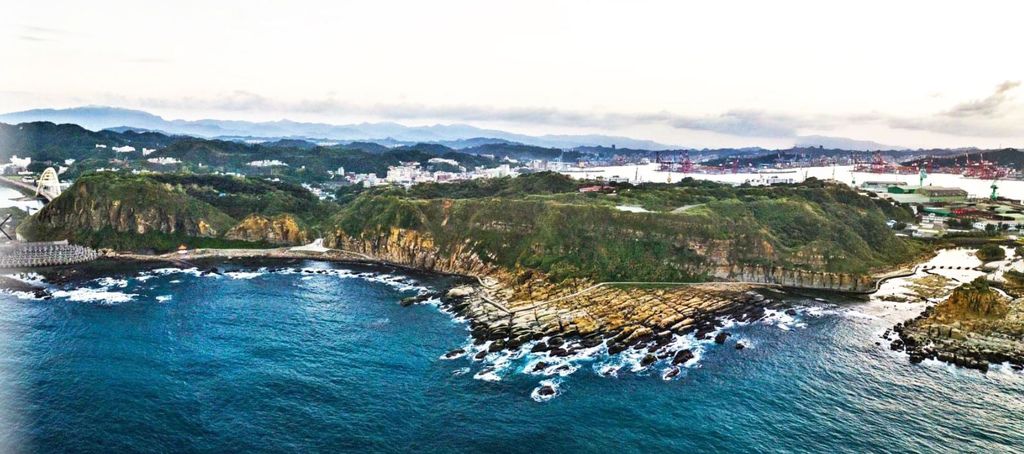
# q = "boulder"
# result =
<box><xmin>536</xmin><ymin>385</ymin><xmax>556</xmax><ymax>396</ymax></box>
<box><xmin>672</xmin><ymin>349</ymin><xmax>695</xmax><ymax>365</ymax></box>
<box><xmin>549</xmin><ymin>348</ymin><xmax>569</xmax><ymax>357</ymax></box>
<box><xmin>714</xmin><ymin>332</ymin><xmax>731</xmax><ymax>345</ymax></box>
<box><xmin>442</xmin><ymin>348</ymin><xmax>465</xmax><ymax>359</ymax></box>
<box><xmin>641</xmin><ymin>354</ymin><xmax>657</xmax><ymax>367</ymax></box>
<box><xmin>446</xmin><ymin>286</ymin><xmax>476</xmax><ymax>298</ymax></box>
<box><xmin>663</xmin><ymin>367</ymin><xmax>681</xmax><ymax>379</ymax></box>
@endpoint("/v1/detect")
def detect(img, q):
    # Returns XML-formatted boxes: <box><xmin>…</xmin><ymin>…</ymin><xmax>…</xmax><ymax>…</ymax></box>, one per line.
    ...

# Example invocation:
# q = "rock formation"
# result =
<box><xmin>893</xmin><ymin>278</ymin><xmax>1024</xmax><ymax>372</ymax></box>
<box><xmin>226</xmin><ymin>214</ymin><xmax>308</xmax><ymax>245</ymax></box>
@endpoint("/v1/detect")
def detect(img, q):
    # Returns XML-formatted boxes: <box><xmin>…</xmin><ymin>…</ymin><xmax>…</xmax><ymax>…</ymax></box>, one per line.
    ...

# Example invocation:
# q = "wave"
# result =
<box><xmin>441</xmin><ymin>299</ymin><xmax>861</xmax><ymax>399</ymax></box>
<box><xmin>51</xmin><ymin>287</ymin><xmax>137</xmax><ymax>304</ymax></box>
<box><xmin>225</xmin><ymin>270</ymin><xmax>264</xmax><ymax>280</ymax></box>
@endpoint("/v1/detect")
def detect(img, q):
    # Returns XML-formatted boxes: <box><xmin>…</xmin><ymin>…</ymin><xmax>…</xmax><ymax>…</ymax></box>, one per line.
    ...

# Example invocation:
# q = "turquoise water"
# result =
<box><xmin>1</xmin><ymin>261</ymin><xmax>1022</xmax><ymax>453</ymax></box>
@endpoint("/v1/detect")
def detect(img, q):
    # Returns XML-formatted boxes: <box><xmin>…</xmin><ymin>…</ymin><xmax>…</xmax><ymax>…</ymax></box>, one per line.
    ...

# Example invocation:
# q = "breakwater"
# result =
<box><xmin>0</xmin><ymin>240</ymin><xmax>101</xmax><ymax>268</ymax></box>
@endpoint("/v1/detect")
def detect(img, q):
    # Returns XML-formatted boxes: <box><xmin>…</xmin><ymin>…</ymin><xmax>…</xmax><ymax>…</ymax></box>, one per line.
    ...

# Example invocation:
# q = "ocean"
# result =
<box><xmin>1</xmin><ymin>260</ymin><xmax>1022</xmax><ymax>453</ymax></box>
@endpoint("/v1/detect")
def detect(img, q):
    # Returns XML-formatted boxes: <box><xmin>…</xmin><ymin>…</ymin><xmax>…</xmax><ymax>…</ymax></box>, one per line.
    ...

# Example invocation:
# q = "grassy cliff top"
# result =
<box><xmin>330</xmin><ymin>173</ymin><xmax>923</xmax><ymax>281</ymax></box>
<box><xmin>19</xmin><ymin>170</ymin><xmax>924</xmax><ymax>282</ymax></box>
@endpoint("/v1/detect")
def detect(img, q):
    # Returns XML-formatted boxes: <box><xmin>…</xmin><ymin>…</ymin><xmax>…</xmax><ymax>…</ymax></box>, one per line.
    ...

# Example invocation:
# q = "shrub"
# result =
<box><xmin>976</xmin><ymin>243</ymin><xmax>1006</xmax><ymax>262</ymax></box>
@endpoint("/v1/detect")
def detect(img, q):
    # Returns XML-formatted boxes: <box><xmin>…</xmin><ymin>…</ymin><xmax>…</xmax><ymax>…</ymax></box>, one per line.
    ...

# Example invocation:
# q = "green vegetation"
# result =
<box><xmin>0</xmin><ymin>121</ymin><xmax>502</xmax><ymax>183</ymax></box>
<box><xmin>329</xmin><ymin>174</ymin><xmax>923</xmax><ymax>282</ymax></box>
<box><xmin>17</xmin><ymin>171</ymin><xmax>336</xmax><ymax>251</ymax></box>
<box><xmin>0</xmin><ymin>122</ymin><xmax>174</xmax><ymax>164</ymax></box>
<box><xmin>71</xmin><ymin>228</ymin><xmax>270</xmax><ymax>252</ymax></box>
<box><xmin>976</xmin><ymin>244</ymin><xmax>1006</xmax><ymax>262</ymax></box>
<box><xmin>17</xmin><ymin>170</ymin><xmax>924</xmax><ymax>283</ymax></box>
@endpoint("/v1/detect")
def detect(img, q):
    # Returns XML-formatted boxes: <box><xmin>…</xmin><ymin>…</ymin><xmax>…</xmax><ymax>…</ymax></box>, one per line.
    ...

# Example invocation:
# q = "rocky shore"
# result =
<box><xmin>102</xmin><ymin>244</ymin><xmax>793</xmax><ymax>363</ymax></box>
<box><xmin>889</xmin><ymin>277</ymin><xmax>1024</xmax><ymax>373</ymax></box>
<box><xmin>434</xmin><ymin>279</ymin><xmax>786</xmax><ymax>369</ymax></box>
<box><xmin>0</xmin><ymin>239</ymin><xmax>889</xmax><ymax>372</ymax></box>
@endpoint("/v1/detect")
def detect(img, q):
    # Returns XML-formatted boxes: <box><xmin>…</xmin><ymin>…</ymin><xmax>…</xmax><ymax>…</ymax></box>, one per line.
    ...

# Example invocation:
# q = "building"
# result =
<box><xmin>861</xmin><ymin>180</ymin><xmax>906</xmax><ymax>192</ymax></box>
<box><xmin>917</xmin><ymin>186</ymin><xmax>968</xmax><ymax>202</ymax></box>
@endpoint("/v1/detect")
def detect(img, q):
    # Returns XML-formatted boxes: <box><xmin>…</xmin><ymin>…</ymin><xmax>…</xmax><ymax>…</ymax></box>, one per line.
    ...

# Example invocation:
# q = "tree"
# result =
<box><xmin>976</xmin><ymin>243</ymin><xmax>1006</xmax><ymax>262</ymax></box>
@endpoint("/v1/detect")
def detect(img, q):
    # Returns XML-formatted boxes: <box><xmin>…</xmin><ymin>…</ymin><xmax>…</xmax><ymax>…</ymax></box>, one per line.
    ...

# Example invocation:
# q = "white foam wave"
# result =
<box><xmin>473</xmin><ymin>367</ymin><xmax>502</xmax><ymax>382</ymax></box>
<box><xmin>51</xmin><ymin>287</ymin><xmax>136</xmax><ymax>304</ymax></box>
<box><xmin>225</xmin><ymin>270</ymin><xmax>264</xmax><ymax>280</ymax></box>
<box><xmin>2</xmin><ymin>272</ymin><xmax>47</xmax><ymax>287</ymax></box>
<box><xmin>95</xmin><ymin>277</ymin><xmax>129</xmax><ymax>288</ymax></box>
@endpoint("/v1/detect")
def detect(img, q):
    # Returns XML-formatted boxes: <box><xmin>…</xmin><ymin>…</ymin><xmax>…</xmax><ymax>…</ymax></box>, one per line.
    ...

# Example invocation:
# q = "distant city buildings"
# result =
<box><xmin>147</xmin><ymin>157</ymin><xmax>181</xmax><ymax>165</ymax></box>
<box><xmin>248</xmin><ymin>160</ymin><xmax>288</xmax><ymax>167</ymax></box>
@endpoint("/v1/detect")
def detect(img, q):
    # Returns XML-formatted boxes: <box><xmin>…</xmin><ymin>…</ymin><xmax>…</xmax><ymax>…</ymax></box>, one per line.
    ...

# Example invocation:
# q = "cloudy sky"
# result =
<box><xmin>3</xmin><ymin>0</ymin><xmax>1023</xmax><ymax>148</ymax></box>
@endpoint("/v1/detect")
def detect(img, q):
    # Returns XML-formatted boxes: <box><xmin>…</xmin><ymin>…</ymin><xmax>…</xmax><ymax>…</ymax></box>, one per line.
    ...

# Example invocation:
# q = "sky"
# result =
<box><xmin>2</xmin><ymin>0</ymin><xmax>1023</xmax><ymax>149</ymax></box>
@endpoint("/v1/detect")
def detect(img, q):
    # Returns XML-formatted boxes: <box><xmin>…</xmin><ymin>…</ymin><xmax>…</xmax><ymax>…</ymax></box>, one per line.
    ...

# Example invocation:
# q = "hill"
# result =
<box><xmin>19</xmin><ymin>171</ymin><xmax>922</xmax><ymax>289</ymax></box>
<box><xmin>0</xmin><ymin>122</ymin><xmax>501</xmax><ymax>180</ymax></box>
<box><xmin>325</xmin><ymin>173</ymin><xmax>921</xmax><ymax>285</ymax></box>
<box><xmin>902</xmin><ymin>148</ymin><xmax>1024</xmax><ymax>169</ymax></box>
<box><xmin>17</xmin><ymin>172</ymin><xmax>332</xmax><ymax>250</ymax></box>
<box><xmin>0</xmin><ymin>122</ymin><xmax>176</xmax><ymax>166</ymax></box>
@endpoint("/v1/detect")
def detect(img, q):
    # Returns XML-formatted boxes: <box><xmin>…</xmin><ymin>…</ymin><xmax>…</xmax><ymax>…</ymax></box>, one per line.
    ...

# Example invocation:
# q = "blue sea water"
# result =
<box><xmin>1</xmin><ymin>261</ymin><xmax>1022</xmax><ymax>453</ymax></box>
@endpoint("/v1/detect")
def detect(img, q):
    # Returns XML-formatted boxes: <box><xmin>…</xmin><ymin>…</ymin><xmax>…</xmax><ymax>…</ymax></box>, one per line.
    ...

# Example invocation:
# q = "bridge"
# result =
<box><xmin>35</xmin><ymin>167</ymin><xmax>62</xmax><ymax>201</ymax></box>
<box><xmin>0</xmin><ymin>166</ymin><xmax>62</xmax><ymax>202</ymax></box>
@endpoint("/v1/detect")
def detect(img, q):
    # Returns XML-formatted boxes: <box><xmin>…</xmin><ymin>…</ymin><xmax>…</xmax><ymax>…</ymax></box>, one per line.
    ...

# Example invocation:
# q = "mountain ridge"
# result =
<box><xmin>1</xmin><ymin>106</ymin><xmax>909</xmax><ymax>151</ymax></box>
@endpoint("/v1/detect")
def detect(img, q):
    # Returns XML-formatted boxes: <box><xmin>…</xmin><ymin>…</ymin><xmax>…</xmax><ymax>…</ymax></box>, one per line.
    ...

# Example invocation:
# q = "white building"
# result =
<box><xmin>248</xmin><ymin>160</ymin><xmax>288</xmax><ymax>167</ymax></box>
<box><xmin>147</xmin><ymin>157</ymin><xmax>182</xmax><ymax>165</ymax></box>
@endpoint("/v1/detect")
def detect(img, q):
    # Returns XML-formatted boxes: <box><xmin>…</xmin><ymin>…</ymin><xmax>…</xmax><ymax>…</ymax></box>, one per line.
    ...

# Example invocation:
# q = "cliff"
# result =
<box><xmin>325</xmin><ymin>174</ymin><xmax>921</xmax><ymax>291</ymax></box>
<box><xmin>18</xmin><ymin>172</ymin><xmax>317</xmax><ymax>250</ymax></box>
<box><xmin>895</xmin><ymin>278</ymin><xmax>1024</xmax><ymax>372</ymax></box>
<box><xmin>19</xmin><ymin>173</ymin><xmax>234</xmax><ymax>243</ymax></box>
<box><xmin>226</xmin><ymin>214</ymin><xmax>309</xmax><ymax>245</ymax></box>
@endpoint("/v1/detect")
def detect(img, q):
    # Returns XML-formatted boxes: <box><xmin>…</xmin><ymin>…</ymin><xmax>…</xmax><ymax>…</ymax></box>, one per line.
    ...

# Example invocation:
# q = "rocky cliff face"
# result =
<box><xmin>893</xmin><ymin>279</ymin><xmax>1024</xmax><ymax>372</ymax></box>
<box><xmin>20</xmin><ymin>175</ymin><xmax>233</xmax><ymax>242</ymax></box>
<box><xmin>325</xmin><ymin>227</ymin><xmax>498</xmax><ymax>277</ymax></box>
<box><xmin>713</xmin><ymin>264</ymin><xmax>876</xmax><ymax>292</ymax></box>
<box><xmin>226</xmin><ymin>214</ymin><xmax>308</xmax><ymax>246</ymax></box>
<box><xmin>936</xmin><ymin>283</ymin><xmax>1010</xmax><ymax>319</ymax></box>
<box><xmin>325</xmin><ymin>225</ymin><xmax>878</xmax><ymax>293</ymax></box>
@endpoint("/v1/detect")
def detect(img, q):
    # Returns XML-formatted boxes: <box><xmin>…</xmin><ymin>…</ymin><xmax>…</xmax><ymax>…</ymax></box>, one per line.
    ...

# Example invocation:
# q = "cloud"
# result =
<box><xmin>110</xmin><ymin>81</ymin><xmax>1024</xmax><ymax>140</ymax></box>
<box><xmin>944</xmin><ymin>80</ymin><xmax>1021</xmax><ymax>118</ymax></box>
<box><xmin>15</xmin><ymin>25</ymin><xmax>70</xmax><ymax>43</ymax></box>
<box><xmin>130</xmin><ymin>91</ymin><xmax>807</xmax><ymax>138</ymax></box>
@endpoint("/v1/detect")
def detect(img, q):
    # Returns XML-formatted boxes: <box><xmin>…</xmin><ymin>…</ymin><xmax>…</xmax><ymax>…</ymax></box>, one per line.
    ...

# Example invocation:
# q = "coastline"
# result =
<box><xmin>6</xmin><ymin>246</ymin><xmax>795</xmax><ymax>367</ymax></box>
<box><xmin>7</xmin><ymin>243</ymin><xmax>1021</xmax><ymax>375</ymax></box>
<box><xmin>108</xmin><ymin>245</ymin><xmax>1023</xmax><ymax>374</ymax></box>
<box><xmin>101</xmin><ymin>247</ymin><xmax>846</xmax><ymax>366</ymax></box>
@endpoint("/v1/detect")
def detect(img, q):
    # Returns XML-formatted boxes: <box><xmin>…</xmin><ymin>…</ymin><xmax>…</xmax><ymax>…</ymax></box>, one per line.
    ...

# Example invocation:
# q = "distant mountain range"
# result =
<box><xmin>793</xmin><ymin>135</ymin><xmax>905</xmax><ymax>152</ymax></box>
<box><xmin>0</xmin><ymin>106</ymin><xmax>673</xmax><ymax>150</ymax></box>
<box><xmin>0</xmin><ymin>106</ymin><xmax>907</xmax><ymax>151</ymax></box>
